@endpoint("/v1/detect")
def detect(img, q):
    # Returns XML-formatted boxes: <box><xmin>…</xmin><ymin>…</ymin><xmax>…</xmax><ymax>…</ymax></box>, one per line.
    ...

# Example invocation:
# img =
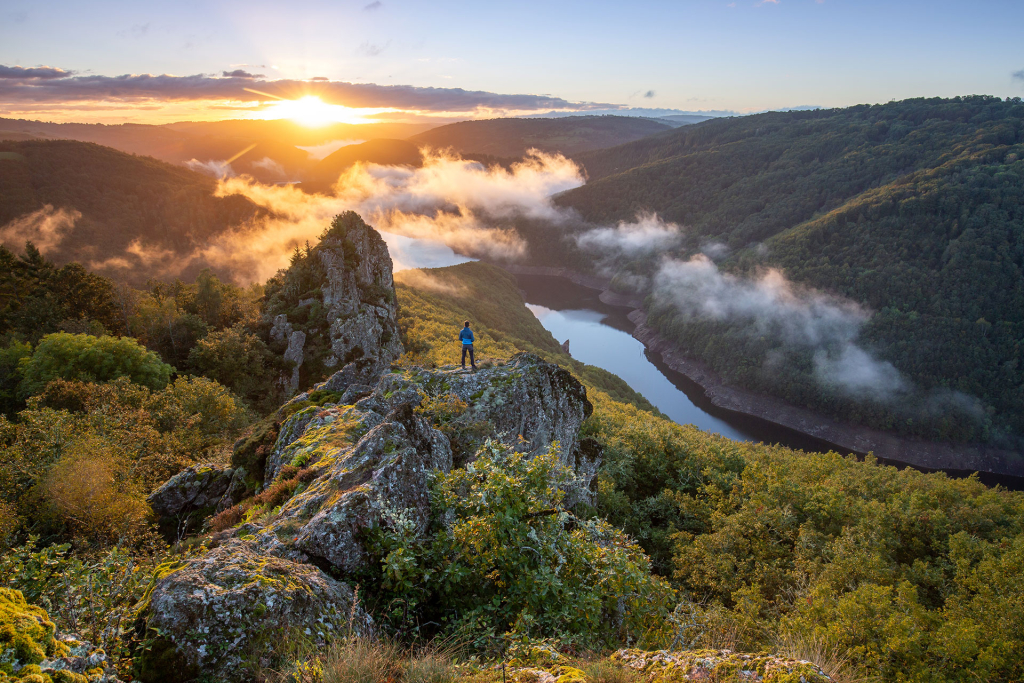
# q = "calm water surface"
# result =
<box><xmin>528</xmin><ymin>304</ymin><xmax>752</xmax><ymax>441</ymax></box>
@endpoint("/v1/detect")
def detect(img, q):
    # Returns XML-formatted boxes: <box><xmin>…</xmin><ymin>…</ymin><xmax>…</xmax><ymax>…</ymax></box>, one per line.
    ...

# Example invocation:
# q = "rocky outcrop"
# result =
<box><xmin>138</xmin><ymin>353</ymin><xmax>600</xmax><ymax>681</ymax></box>
<box><xmin>263</xmin><ymin>212</ymin><xmax>403</xmax><ymax>395</ymax></box>
<box><xmin>147</xmin><ymin>464</ymin><xmax>247</xmax><ymax>533</ymax></box>
<box><xmin>239</xmin><ymin>353</ymin><xmax>593</xmax><ymax>575</ymax></box>
<box><xmin>138</xmin><ymin>540</ymin><xmax>372</xmax><ymax>683</ymax></box>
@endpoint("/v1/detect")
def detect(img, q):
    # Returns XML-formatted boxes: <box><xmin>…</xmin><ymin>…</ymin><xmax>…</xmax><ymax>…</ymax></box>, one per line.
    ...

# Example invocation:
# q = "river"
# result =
<box><xmin>382</xmin><ymin>234</ymin><xmax>1022</xmax><ymax>488</ymax></box>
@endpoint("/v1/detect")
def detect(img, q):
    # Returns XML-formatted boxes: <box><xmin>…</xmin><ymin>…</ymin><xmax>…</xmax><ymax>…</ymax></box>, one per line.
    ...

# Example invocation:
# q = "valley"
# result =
<box><xmin>2</xmin><ymin>96</ymin><xmax>1024</xmax><ymax>683</ymax></box>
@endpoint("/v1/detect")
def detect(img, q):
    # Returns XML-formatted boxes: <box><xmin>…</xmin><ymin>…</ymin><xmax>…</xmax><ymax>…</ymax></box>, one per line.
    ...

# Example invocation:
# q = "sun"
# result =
<box><xmin>253</xmin><ymin>95</ymin><xmax>395</xmax><ymax>127</ymax></box>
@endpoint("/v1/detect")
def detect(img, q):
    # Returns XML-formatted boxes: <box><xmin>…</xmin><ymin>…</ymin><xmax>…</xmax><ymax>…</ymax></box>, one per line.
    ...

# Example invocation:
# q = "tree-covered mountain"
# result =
<box><xmin>0</xmin><ymin>118</ymin><xmax>435</xmax><ymax>184</ymax></box>
<box><xmin>539</xmin><ymin>96</ymin><xmax>1024</xmax><ymax>445</ymax></box>
<box><xmin>0</xmin><ymin>139</ymin><xmax>259</xmax><ymax>281</ymax></box>
<box><xmin>407</xmin><ymin>115</ymin><xmax>671</xmax><ymax>158</ymax></box>
<box><xmin>302</xmin><ymin>138</ymin><xmax>424</xmax><ymax>193</ymax></box>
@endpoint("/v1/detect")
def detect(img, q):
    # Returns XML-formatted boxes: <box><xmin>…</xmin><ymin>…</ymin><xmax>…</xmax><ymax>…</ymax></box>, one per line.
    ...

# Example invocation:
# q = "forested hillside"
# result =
<box><xmin>390</xmin><ymin>261</ymin><xmax>1024</xmax><ymax>682</ymax></box>
<box><xmin>540</xmin><ymin>96</ymin><xmax>1024</xmax><ymax>446</ymax></box>
<box><xmin>407</xmin><ymin>115</ymin><xmax>671</xmax><ymax>158</ymax></box>
<box><xmin>302</xmin><ymin>138</ymin><xmax>424</xmax><ymax>193</ymax></box>
<box><xmin>0</xmin><ymin>139</ymin><xmax>259</xmax><ymax>281</ymax></box>
<box><xmin>1</xmin><ymin>224</ymin><xmax>1023</xmax><ymax>682</ymax></box>
<box><xmin>0</xmin><ymin>117</ymin><xmax>433</xmax><ymax>183</ymax></box>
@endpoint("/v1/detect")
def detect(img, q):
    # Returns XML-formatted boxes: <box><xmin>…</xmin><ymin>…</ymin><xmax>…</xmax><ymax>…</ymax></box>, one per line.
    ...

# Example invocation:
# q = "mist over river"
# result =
<box><xmin>382</xmin><ymin>234</ymin><xmax>1023</xmax><ymax>489</ymax></box>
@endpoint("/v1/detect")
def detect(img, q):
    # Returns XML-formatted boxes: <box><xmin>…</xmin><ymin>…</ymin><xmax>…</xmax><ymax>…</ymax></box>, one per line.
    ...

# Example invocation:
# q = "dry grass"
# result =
<box><xmin>402</xmin><ymin>648</ymin><xmax>459</xmax><ymax>683</ymax></box>
<box><xmin>776</xmin><ymin>631</ymin><xmax>876</xmax><ymax>683</ymax></box>
<box><xmin>578</xmin><ymin>659</ymin><xmax>641</xmax><ymax>683</ymax></box>
<box><xmin>320</xmin><ymin>637</ymin><xmax>405</xmax><ymax>683</ymax></box>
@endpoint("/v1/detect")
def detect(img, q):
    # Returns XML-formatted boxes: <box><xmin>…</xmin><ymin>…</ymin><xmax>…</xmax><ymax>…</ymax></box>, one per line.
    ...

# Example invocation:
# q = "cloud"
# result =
<box><xmin>700</xmin><ymin>241</ymin><xmax>729</xmax><ymax>260</ymax></box>
<box><xmin>1014</xmin><ymin>69</ymin><xmax>1024</xmax><ymax>83</ymax></box>
<box><xmin>654</xmin><ymin>255</ymin><xmax>906</xmax><ymax>400</ymax></box>
<box><xmin>192</xmin><ymin>149</ymin><xmax>583</xmax><ymax>283</ymax></box>
<box><xmin>0</xmin><ymin>63</ymin><xmax>617</xmax><ymax>115</ymax></box>
<box><xmin>360</xmin><ymin>41</ymin><xmax>391</xmax><ymax>57</ymax></box>
<box><xmin>0</xmin><ymin>65</ymin><xmax>73</xmax><ymax>79</ymax></box>
<box><xmin>364</xmin><ymin>1</ymin><xmax>383</xmax><ymax>9</ymax></box>
<box><xmin>575</xmin><ymin>213</ymin><xmax>682</xmax><ymax>257</ymax></box>
<box><xmin>394</xmin><ymin>269</ymin><xmax>468</xmax><ymax>296</ymax></box>
<box><xmin>222</xmin><ymin>69</ymin><xmax>263</xmax><ymax>79</ymax></box>
<box><xmin>184</xmin><ymin>158</ymin><xmax>235</xmax><ymax>178</ymax></box>
<box><xmin>252</xmin><ymin>156</ymin><xmax>286</xmax><ymax>176</ymax></box>
<box><xmin>89</xmin><ymin>239</ymin><xmax>179</xmax><ymax>274</ymax></box>
<box><xmin>0</xmin><ymin>205</ymin><xmax>81</xmax><ymax>253</ymax></box>
<box><xmin>644</xmin><ymin>90</ymin><xmax>656</xmax><ymax>98</ymax></box>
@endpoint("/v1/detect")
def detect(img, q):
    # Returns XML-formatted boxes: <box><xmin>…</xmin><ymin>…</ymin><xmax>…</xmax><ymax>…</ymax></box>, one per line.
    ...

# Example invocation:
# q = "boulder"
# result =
<box><xmin>138</xmin><ymin>539</ymin><xmax>372</xmax><ymax>683</ymax></box>
<box><xmin>403</xmin><ymin>353</ymin><xmax>593</xmax><ymax>467</ymax></box>
<box><xmin>147</xmin><ymin>465</ymin><xmax>247</xmax><ymax>532</ymax></box>
<box><xmin>239</xmin><ymin>401</ymin><xmax>451</xmax><ymax>573</ymax></box>
<box><xmin>263</xmin><ymin>404</ymin><xmax>383</xmax><ymax>484</ymax></box>
<box><xmin>291</xmin><ymin>404</ymin><xmax>451</xmax><ymax>573</ymax></box>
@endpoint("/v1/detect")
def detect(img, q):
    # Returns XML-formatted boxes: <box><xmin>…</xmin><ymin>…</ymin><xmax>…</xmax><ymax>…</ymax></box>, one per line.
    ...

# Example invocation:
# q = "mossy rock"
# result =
<box><xmin>0</xmin><ymin>589</ymin><xmax>68</xmax><ymax>676</ymax></box>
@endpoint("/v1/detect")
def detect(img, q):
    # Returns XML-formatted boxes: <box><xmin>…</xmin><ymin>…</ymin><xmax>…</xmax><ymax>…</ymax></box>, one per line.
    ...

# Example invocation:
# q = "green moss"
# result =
<box><xmin>0</xmin><ymin>589</ymin><xmax>67</xmax><ymax>675</ymax></box>
<box><xmin>49</xmin><ymin>671</ymin><xmax>88</xmax><ymax>683</ymax></box>
<box><xmin>306</xmin><ymin>389</ymin><xmax>342</xmax><ymax>406</ymax></box>
<box><xmin>231</xmin><ymin>415</ymin><xmax>280</xmax><ymax>485</ymax></box>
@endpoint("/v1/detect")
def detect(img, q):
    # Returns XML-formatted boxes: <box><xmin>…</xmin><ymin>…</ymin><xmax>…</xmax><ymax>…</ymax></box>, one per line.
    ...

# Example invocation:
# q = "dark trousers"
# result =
<box><xmin>461</xmin><ymin>344</ymin><xmax>476</xmax><ymax>368</ymax></box>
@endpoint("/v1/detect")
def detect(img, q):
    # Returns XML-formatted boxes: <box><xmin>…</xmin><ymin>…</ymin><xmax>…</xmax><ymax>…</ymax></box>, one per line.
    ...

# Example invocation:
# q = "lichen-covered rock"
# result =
<box><xmin>214</xmin><ymin>353</ymin><xmax>591</xmax><ymax>582</ymax></box>
<box><xmin>290</xmin><ymin>404</ymin><xmax>451</xmax><ymax>572</ymax></box>
<box><xmin>138</xmin><ymin>540</ymin><xmax>372</xmax><ymax>683</ymax></box>
<box><xmin>611</xmin><ymin>648</ymin><xmax>833</xmax><ymax>682</ymax></box>
<box><xmin>263</xmin><ymin>212</ymin><xmax>403</xmax><ymax>396</ymax></box>
<box><xmin>147</xmin><ymin>464</ymin><xmax>246</xmax><ymax>527</ymax></box>
<box><xmin>429</xmin><ymin>353</ymin><xmax>591</xmax><ymax>460</ymax></box>
<box><xmin>0</xmin><ymin>589</ymin><xmax>121</xmax><ymax>682</ymax></box>
<box><xmin>238</xmin><ymin>401</ymin><xmax>450</xmax><ymax>573</ymax></box>
<box><xmin>264</xmin><ymin>404</ymin><xmax>382</xmax><ymax>484</ymax></box>
<box><xmin>398</xmin><ymin>353</ymin><xmax>594</xmax><ymax>473</ymax></box>
<box><xmin>39</xmin><ymin>634</ymin><xmax>121</xmax><ymax>683</ymax></box>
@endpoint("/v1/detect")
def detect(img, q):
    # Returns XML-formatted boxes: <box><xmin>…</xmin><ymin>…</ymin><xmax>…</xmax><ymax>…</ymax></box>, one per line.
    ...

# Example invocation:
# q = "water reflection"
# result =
<box><xmin>528</xmin><ymin>304</ymin><xmax>751</xmax><ymax>441</ymax></box>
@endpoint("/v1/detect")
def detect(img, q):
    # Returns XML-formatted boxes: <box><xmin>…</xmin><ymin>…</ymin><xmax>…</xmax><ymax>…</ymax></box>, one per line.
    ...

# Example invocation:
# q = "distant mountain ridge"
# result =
<box><xmin>543</xmin><ymin>96</ymin><xmax>1024</xmax><ymax>446</ymax></box>
<box><xmin>407</xmin><ymin>115</ymin><xmax>672</xmax><ymax>158</ymax></box>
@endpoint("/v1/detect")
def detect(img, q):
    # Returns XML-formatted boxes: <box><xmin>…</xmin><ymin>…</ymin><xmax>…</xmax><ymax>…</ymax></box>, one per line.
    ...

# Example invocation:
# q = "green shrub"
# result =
<box><xmin>0</xmin><ymin>340</ymin><xmax>32</xmax><ymax>417</ymax></box>
<box><xmin>187</xmin><ymin>325</ymin><xmax>280</xmax><ymax>409</ymax></box>
<box><xmin>18</xmin><ymin>333</ymin><xmax>172</xmax><ymax>398</ymax></box>
<box><xmin>368</xmin><ymin>439</ymin><xmax>674</xmax><ymax>650</ymax></box>
<box><xmin>0</xmin><ymin>537</ymin><xmax>177</xmax><ymax>674</ymax></box>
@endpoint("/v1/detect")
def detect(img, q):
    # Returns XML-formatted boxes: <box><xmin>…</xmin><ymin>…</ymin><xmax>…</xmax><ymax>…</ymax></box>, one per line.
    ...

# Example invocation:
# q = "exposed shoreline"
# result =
<box><xmin>501</xmin><ymin>263</ymin><xmax>1024</xmax><ymax>478</ymax></box>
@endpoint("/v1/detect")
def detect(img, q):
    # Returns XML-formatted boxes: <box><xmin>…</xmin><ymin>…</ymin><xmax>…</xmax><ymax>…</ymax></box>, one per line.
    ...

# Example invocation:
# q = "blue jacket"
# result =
<box><xmin>459</xmin><ymin>327</ymin><xmax>475</xmax><ymax>345</ymax></box>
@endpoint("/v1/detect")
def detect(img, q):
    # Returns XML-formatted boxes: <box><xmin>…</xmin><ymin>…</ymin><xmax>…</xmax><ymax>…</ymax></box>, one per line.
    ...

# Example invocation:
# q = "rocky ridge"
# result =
<box><xmin>137</xmin><ymin>353</ymin><xmax>597</xmax><ymax>681</ymax></box>
<box><xmin>263</xmin><ymin>211</ymin><xmax>404</xmax><ymax>395</ymax></box>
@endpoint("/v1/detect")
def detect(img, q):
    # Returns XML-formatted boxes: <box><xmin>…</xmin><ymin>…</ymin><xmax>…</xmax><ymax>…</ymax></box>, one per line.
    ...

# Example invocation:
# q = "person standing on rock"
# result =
<box><xmin>459</xmin><ymin>320</ymin><xmax>477</xmax><ymax>370</ymax></box>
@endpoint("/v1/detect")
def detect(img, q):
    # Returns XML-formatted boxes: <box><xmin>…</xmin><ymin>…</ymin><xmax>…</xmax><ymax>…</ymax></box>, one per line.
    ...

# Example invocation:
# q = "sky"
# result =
<box><xmin>1</xmin><ymin>0</ymin><xmax>1023</xmax><ymax>124</ymax></box>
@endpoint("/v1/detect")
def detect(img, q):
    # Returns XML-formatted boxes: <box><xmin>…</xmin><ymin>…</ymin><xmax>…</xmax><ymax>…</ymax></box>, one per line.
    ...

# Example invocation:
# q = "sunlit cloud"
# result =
<box><xmin>0</xmin><ymin>64</ymin><xmax>619</xmax><ymax>124</ymax></box>
<box><xmin>249</xmin><ymin>95</ymin><xmax>398</xmax><ymax>126</ymax></box>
